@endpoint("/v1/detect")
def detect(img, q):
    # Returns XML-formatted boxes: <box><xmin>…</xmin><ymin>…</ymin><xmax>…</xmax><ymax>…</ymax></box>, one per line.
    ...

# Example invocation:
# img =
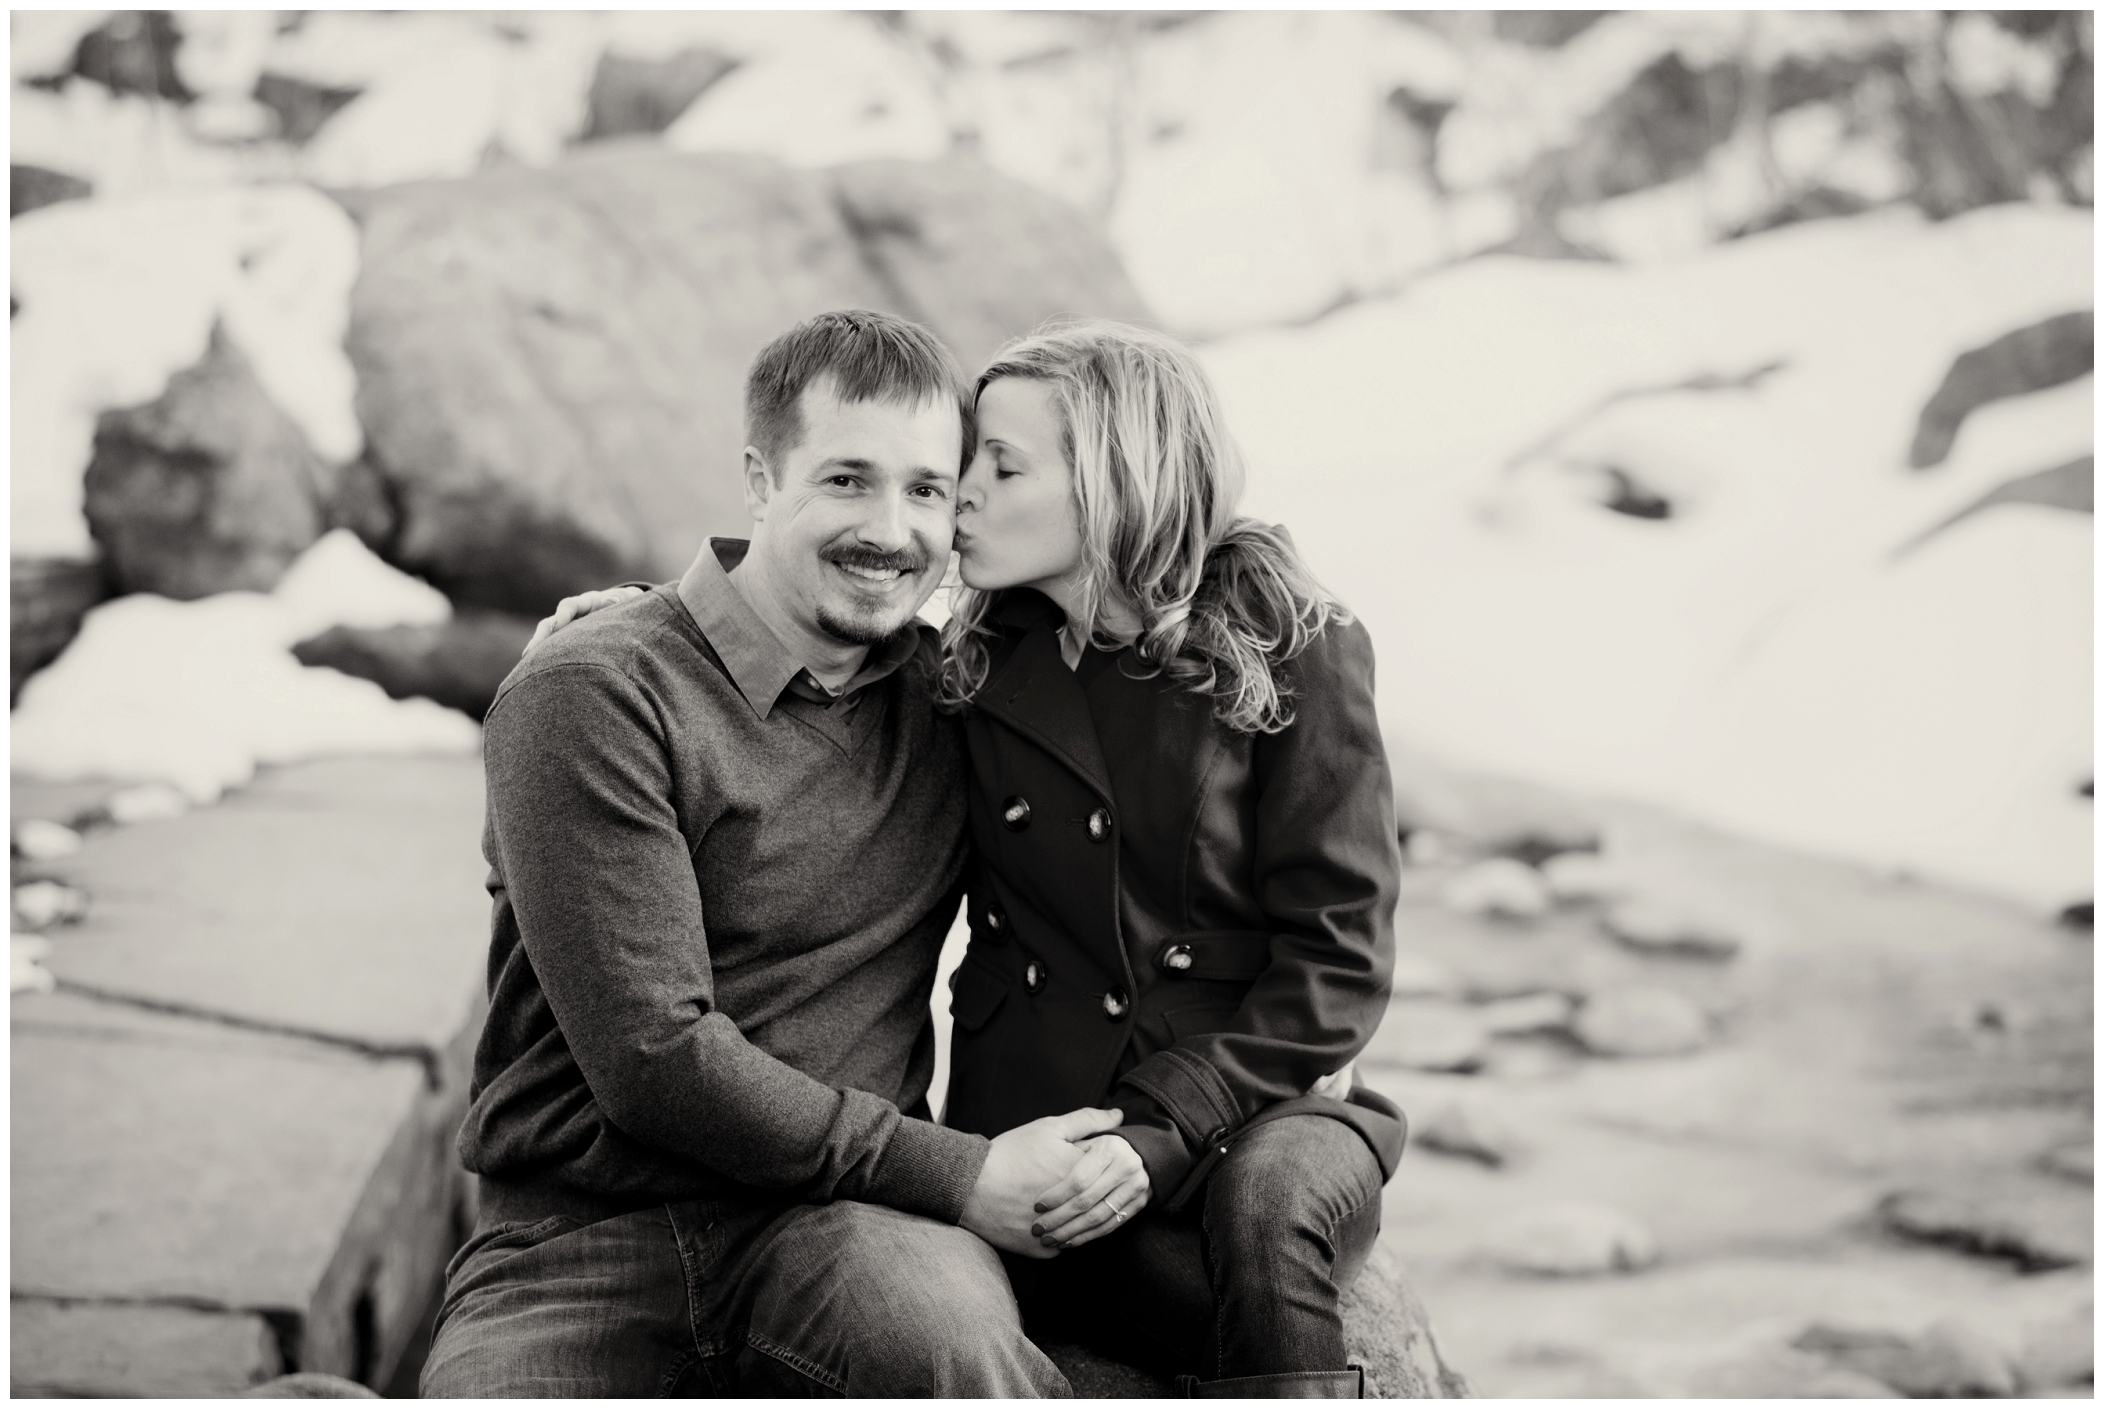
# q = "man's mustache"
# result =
<box><xmin>823</xmin><ymin>545</ymin><xmax>930</xmax><ymax>574</ymax></box>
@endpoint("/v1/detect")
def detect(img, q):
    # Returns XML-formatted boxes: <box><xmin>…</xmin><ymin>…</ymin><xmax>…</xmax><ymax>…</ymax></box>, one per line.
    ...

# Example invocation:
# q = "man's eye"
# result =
<box><xmin>911</xmin><ymin>485</ymin><xmax>948</xmax><ymax>500</ymax></box>
<box><xmin>828</xmin><ymin>475</ymin><xmax>858</xmax><ymax>488</ymax></box>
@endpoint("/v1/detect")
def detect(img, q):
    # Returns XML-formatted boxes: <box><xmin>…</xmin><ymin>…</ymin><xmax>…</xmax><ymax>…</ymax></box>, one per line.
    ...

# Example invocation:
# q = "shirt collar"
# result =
<box><xmin>677</xmin><ymin>538</ymin><xmax>924</xmax><ymax>717</ymax></box>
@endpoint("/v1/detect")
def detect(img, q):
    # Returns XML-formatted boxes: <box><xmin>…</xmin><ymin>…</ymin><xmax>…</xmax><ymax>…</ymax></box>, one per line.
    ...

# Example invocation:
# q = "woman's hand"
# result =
<box><xmin>1028</xmin><ymin>1133</ymin><xmax>1149</xmax><ymax>1251</ymax></box>
<box><xmin>523</xmin><ymin>586</ymin><xmax>648</xmax><ymax>657</ymax></box>
<box><xmin>1308</xmin><ymin>1061</ymin><xmax>1355</xmax><ymax>1102</ymax></box>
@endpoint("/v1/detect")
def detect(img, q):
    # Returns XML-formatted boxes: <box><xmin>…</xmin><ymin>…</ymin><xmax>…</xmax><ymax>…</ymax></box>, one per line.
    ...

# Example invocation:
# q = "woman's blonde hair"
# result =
<box><xmin>936</xmin><ymin>320</ymin><xmax>1349</xmax><ymax>734</ymax></box>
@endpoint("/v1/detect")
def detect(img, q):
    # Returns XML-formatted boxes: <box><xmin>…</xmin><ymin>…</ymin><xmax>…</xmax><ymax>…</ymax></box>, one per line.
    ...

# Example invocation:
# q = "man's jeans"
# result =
<box><xmin>420</xmin><ymin>1194</ymin><xmax>1070</xmax><ymax>1397</ymax></box>
<box><xmin>1010</xmin><ymin>1114</ymin><xmax>1383</xmax><ymax>1381</ymax></box>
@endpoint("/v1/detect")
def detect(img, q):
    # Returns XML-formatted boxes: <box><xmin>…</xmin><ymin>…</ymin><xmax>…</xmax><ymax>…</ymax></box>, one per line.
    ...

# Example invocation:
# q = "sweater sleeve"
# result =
<box><xmin>1111</xmin><ymin>617</ymin><xmax>1401</xmax><ymax>1170</ymax></box>
<box><xmin>484</xmin><ymin>660</ymin><xmax>988</xmax><ymax>1223</ymax></box>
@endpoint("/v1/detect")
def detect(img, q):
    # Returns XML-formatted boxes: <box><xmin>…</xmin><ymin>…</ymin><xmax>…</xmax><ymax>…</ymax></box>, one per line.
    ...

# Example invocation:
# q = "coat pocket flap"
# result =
<box><xmin>950</xmin><ymin>959</ymin><xmax>1008</xmax><ymax>1034</ymax></box>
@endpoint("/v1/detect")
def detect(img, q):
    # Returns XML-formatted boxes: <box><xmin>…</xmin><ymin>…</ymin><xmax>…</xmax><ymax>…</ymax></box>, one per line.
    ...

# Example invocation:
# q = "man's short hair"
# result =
<box><xmin>744</xmin><ymin>310</ymin><xmax>973</xmax><ymax>478</ymax></box>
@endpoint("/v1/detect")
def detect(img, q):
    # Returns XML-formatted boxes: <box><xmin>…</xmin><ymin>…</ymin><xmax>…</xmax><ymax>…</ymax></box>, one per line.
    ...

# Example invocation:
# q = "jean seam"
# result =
<box><xmin>745</xmin><ymin>1328</ymin><xmax>850</xmax><ymax>1395</ymax></box>
<box><xmin>668</xmin><ymin>1207</ymin><xmax>733</xmax><ymax>1359</ymax></box>
<box><xmin>656</xmin><ymin>1347</ymin><xmax>701</xmax><ymax>1398</ymax></box>
<box><xmin>1199</xmin><ymin>1196</ymin><xmax>1228</xmax><ymax>1381</ymax></box>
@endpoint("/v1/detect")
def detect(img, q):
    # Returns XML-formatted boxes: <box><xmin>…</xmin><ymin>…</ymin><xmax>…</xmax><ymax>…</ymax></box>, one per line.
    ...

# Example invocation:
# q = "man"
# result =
<box><xmin>420</xmin><ymin>311</ymin><xmax>1098</xmax><ymax>1396</ymax></box>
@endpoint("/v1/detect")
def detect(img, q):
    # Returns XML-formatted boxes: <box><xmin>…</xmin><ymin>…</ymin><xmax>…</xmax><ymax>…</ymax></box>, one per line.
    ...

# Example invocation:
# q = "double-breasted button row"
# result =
<box><xmin>1101</xmin><ymin>987</ymin><xmax>1130</xmax><ymax>1020</ymax></box>
<box><xmin>985</xmin><ymin>908</ymin><xmax>1006</xmax><ymax>935</ymax></box>
<box><xmin>1086</xmin><ymin>808</ymin><xmax>1111</xmax><ymax>843</ymax></box>
<box><xmin>1024</xmin><ymin>961</ymin><xmax>1047</xmax><ymax>994</ymax></box>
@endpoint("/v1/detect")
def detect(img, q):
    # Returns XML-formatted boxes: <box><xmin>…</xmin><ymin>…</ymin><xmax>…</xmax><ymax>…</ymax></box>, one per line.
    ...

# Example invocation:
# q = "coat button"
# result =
<box><xmin>986</xmin><ymin>908</ymin><xmax>1005</xmax><ymax>934</ymax></box>
<box><xmin>1086</xmin><ymin>807</ymin><xmax>1111</xmax><ymax>842</ymax></box>
<box><xmin>1162</xmin><ymin>944</ymin><xmax>1193</xmax><ymax>972</ymax></box>
<box><xmin>1002</xmin><ymin>796</ymin><xmax>1032</xmax><ymax>831</ymax></box>
<box><xmin>1024</xmin><ymin>961</ymin><xmax>1046</xmax><ymax>994</ymax></box>
<box><xmin>1102</xmin><ymin>987</ymin><xmax>1130</xmax><ymax>1020</ymax></box>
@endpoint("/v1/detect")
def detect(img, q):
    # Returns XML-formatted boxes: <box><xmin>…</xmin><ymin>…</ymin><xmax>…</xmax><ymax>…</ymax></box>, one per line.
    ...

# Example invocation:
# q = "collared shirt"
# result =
<box><xmin>677</xmin><ymin>538</ymin><xmax>925</xmax><ymax>716</ymax></box>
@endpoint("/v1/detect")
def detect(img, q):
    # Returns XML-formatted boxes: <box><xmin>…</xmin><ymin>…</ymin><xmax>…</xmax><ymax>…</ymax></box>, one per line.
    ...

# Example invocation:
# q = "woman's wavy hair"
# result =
<box><xmin>936</xmin><ymin>320</ymin><xmax>1349</xmax><ymax>734</ymax></box>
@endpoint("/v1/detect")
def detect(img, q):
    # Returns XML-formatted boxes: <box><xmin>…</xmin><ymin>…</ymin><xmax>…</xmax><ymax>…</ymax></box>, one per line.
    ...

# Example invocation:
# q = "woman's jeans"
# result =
<box><xmin>419</xmin><ymin>1194</ymin><xmax>1069</xmax><ymax>1397</ymax></box>
<box><xmin>1010</xmin><ymin>1114</ymin><xmax>1384</xmax><ymax>1381</ymax></box>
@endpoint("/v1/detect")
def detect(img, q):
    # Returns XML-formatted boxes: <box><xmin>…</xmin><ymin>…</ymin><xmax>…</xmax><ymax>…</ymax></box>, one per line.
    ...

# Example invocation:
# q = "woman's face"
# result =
<box><xmin>955</xmin><ymin>376</ymin><xmax>1085</xmax><ymax>596</ymax></box>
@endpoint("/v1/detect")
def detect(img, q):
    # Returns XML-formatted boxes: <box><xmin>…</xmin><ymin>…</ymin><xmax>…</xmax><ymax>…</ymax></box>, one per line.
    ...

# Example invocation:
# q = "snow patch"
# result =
<box><xmin>1205</xmin><ymin>206</ymin><xmax>2092</xmax><ymax>911</ymax></box>
<box><xmin>10</xmin><ymin>532</ymin><xmax>479</xmax><ymax>805</ymax></box>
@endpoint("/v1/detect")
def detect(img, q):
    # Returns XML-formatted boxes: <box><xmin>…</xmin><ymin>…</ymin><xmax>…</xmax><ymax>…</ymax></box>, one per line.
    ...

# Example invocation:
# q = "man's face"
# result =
<box><xmin>745</xmin><ymin>376</ymin><xmax>962</xmax><ymax>646</ymax></box>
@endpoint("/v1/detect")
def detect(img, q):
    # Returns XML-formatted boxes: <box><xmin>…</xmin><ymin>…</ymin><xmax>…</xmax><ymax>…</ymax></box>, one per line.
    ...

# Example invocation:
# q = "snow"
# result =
<box><xmin>10</xmin><ymin>185</ymin><xmax>361</xmax><ymax>559</ymax></box>
<box><xmin>1204</xmin><ymin>205</ymin><xmax>2093</xmax><ymax>912</ymax></box>
<box><xmin>11</xmin><ymin>533</ymin><xmax>480</xmax><ymax>805</ymax></box>
<box><xmin>663</xmin><ymin>17</ymin><xmax>950</xmax><ymax>168</ymax></box>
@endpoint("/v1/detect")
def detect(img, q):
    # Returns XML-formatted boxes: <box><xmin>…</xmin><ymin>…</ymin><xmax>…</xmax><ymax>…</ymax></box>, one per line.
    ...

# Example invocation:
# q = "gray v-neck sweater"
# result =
<box><xmin>458</xmin><ymin>550</ymin><xmax>984</xmax><ymax>1228</ymax></box>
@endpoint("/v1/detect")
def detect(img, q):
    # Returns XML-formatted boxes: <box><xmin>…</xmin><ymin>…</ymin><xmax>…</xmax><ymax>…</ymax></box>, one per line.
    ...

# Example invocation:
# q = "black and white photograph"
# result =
<box><xmin>8</xmin><ymin>7</ymin><xmax>2094</xmax><ymax>1398</ymax></box>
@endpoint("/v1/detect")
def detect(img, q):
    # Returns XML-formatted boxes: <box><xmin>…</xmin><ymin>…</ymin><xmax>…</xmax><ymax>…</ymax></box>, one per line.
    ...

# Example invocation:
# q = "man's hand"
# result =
<box><xmin>960</xmin><ymin>1108</ymin><xmax>1124</xmax><ymax>1259</ymax></box>
<box><xmin>1028</xmin><ymin>1133</ymin><xmax>1149</xmax><ymax>1251</ymax></box>
<box><xmin>524</xmin><ymin>586</ymin><xmax>648</xmax><ymax>657</ymax></box>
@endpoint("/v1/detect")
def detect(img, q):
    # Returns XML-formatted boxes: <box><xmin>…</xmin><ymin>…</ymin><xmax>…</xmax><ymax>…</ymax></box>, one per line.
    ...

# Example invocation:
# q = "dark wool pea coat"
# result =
<box><xmin>943</xmin><ymin>588</ymin><xmax>1407</xmax><ymax>1208</ymax></box>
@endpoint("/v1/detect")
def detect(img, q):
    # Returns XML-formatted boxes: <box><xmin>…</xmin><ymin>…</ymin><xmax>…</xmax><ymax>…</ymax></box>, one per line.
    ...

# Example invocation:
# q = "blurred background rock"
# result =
<box><xmin>8</xmin><ymin>10</ymin><xmax>2092</xmax><ymax>1397</ymax></box>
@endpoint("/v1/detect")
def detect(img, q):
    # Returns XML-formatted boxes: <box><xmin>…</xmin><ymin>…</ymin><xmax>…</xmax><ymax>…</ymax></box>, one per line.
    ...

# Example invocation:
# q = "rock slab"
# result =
<box><xmin>1038</xmin><ymin>1241</ymin><xmax>1471</xmax><ymax>1397</ymax></box>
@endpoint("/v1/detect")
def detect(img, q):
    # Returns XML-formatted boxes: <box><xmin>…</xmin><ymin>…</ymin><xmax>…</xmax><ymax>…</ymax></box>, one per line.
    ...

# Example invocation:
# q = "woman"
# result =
<box><xmin>543</xmin><ymin>321</ymin><xmax>1404</xmax><ymax>1397</ymax></box>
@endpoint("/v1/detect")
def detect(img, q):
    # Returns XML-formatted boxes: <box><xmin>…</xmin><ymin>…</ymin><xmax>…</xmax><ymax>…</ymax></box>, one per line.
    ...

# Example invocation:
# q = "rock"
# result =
<box><xmin>103</xmin><ymin>784</ymin><xmax>192</xmax><ymax>828</ymax></box>
<box><xmin>1492</xmin><ymin>12</ymin><xmax>1610</xmax><ymax>47</ymax></box>
<box><xmin>1476</xmin><ymin>991</ymin><xmax>1574</xmax><ymax>1036</ymax></box>
<box><xmin>10</xmin><ymin>1300</ymin><xmax>283</xmax><ymax>1398</ymax></box>
<box><xmin>1414</xmin><ymin>1098</ymin><xmax>1525</xmax><ymax>1168</ymax></box>
<box><xmin>2038</xmin><ymin>1140</ymin><xmax>2092</xmax><ymax>1183</ymax></box>
<box><xmin>13</xmin><ymin>880</ymin><xmax>89</xmax><ymax>932</ymax></box>
<box><xmin>1601</xmin><ymin>898</ymin><xmax>1744</xmax><ymax>961</ymax></box>
<box><xmin>12</xmin><ymin>819</ymin><xmax>84</xmax><ymax>862</ymax></box>
<box><xmin>345</xmin><ymin>146</ymin><xmax>1150</xmax><ymax>614</ymax></box>
<box><xmin>1403</xmin><ymin>828</ymin><xmax>1448</xmax><ymax>864</ymax></box>
<box><xmin>253</xmin><ymin>72</ymin><xmax>363</xmax><ymax>147</ymax></box>
<box><xmin>1573</xmin><ymin>986</ymin><xmax>1711</xmax><ymax>1057</ymax></box>
<box><xmin>1389</xmin><ymin>950</ymin><xmax>1462</xmax><ymax>998</ymax></box>
<box><xmin>1441</xmin><ymin>857</ymin><xmax>1552</xmax><ymax>920</ymax></box>
<box><xmin>69</xmin><ymin>10</ymin><xmax>191</xmax><ymax>101</ymax></box>
<box><xmin>2015</xmin><ymin>1304</ymin><xmax>2094</xmax><ymax>1392</ymax></box>
<box><xmin>12</xmin><ymin>935</ymin><xmax>57</xmax><ymax>995</ymax></box>
<box><xmin>238</xmin><ymin>1373</ymin><xmax>381</xmax><ymax>1398</ymax></box>
<box><xmin>1897</xmin><ymin>456</ymin><xmax>2092</xmax><ymax>559</ymax></box>
<box><xmin>2056</xmin><ymin>900</ymin><xmax>2092</xmax><ymax>931</ymax></box>
<box><xmin>1795</xmin><ymin>1319</ymin><xmax>2019</xmax><ymax>1398</ymax></box>
<box><xmin>11</xmin><ymin>163</ymin><xmax>91</xmax><ymax>218</ymax></box>
<box><xmin>1485</xmin><ymin>1201</ymin><xmax>1660</xmax><ymax>1277</ymax></box>
<box><xmin>293</xmin><ymin>609</ymin><xmax>538</xmax><ymax>720</ymax></box>
<box><xmin>1038</xmin><ymin>1240</ymin><xmax>1470</xmax><ymax>1396</ymax></box>
<box><xmin>1540</xmin><ymin>849</ymin><xmax>1632</xmax><ymax>901</ymax></box>
<box><xmin>1876</xmin><ymin>1189</ymin><xmax>2089</xmax><ymax>1272</ymax></box>
<box><xmin>84</xmin><ymin>325</ymin><xmax>331</xmax><ymax>601</ymax></box>
<box><xmin>831</xmin><ymin>158</ymin><xmax>1153</xmax><ymax>374</ymax></box>
<box><xmin>1368</xmin><ymin>1000</ymin><xmax>1489</xmax><ymax>1073</ymax></box>
<box><xmin>1680</xmin><ymin>1341</ymin><xmax>1901</xmax><ymax>1398</ymax></box>
<box><xmin>583</xmin><ymin>47</ymin><xmax>738</xmax><ymax>141</ymax></box>
<box><xmin>10</xmin><ymin>557</ymin><xmax>107</xmax><ymax>703</ymax></box>
<box><xmin>1910</xmin><ymin>310</ymin><xmax>2093</xmax><ymax>469</ymax></box>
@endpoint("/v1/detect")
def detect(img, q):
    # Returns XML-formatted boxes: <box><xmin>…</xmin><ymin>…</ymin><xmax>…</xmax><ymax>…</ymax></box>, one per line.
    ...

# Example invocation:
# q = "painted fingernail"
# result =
<box><xmin>1030</xmin><ymin>1223</ymin><xmax>1044</xmax><ymax>1238</ymax></box>
<box><xmin>1040</xmin><ymin>1236</ymin><xmax>1056</xmax><ymax>1247</ymax></box>
<box><xmin>1033</xmin><ymin>1202</ymin><xmax>1050</xmax><ymax>1213</ymax></box>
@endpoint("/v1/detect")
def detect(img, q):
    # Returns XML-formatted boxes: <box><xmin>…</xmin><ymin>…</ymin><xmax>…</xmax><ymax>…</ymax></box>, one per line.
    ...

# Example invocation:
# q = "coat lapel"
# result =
<box><xmin>976</xmin><ymin>596</ymin><xmax>1115</xmax><ymax>806</ymax></box>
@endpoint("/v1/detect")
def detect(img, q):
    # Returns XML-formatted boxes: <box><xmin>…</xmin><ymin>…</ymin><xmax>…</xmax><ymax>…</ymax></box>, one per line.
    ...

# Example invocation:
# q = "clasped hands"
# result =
<box><xmin>960</xmin><ymin>1109</ymin><xmax>1150</xmax><ymax>1259</ymax></box>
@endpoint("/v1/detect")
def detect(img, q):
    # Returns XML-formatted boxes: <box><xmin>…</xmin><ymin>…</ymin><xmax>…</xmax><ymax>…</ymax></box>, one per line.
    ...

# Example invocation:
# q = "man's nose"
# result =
<box><xmin>858</xmin><ymin>489</ymin><xmax>914</xmax><ymax>549</ymax></box>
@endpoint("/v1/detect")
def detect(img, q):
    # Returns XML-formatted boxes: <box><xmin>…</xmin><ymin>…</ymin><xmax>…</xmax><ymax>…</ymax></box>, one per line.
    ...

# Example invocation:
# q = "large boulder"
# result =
<box><xmin>1037</xmin><ymin>1241</ymin><xmax>1471</xmax><ymax>1397</ymax></box>
<box><xmin>343</xmin><ymin>145</ymin><xmax>1152</xmax><ymax>615</ymax></box>
<box><xmin>291</xmin><ymin>609</ymin><xmax>538</xmax><ymax>721</ymax></box>
<box><xmin>82</xmin><ymin>325</ymin><xmax>331</xmax><ymax>601</ymax></box>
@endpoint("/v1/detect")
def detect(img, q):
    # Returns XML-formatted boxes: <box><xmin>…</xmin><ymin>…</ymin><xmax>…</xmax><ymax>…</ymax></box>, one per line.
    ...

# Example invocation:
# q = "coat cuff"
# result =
<box><xmin>1108</xmin><ymin>1089</ymin><xmax>1195</xmax><ymax>1200</ymax></box>
<box><xmin>866</xmin><ymin>1118</ymin><xmax>991</xmax><ymax>1225</ymax></box>
<box><xmin>1116</xmin><ymin>1048</ymin><xmax>1246</xmax><ymax>1153</ymax></box>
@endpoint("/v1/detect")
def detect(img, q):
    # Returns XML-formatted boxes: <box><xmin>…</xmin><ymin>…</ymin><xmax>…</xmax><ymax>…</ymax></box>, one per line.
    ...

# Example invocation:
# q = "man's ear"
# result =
<box><xmin>741</xmin><ymin>447</ymin><xmax>773</xmax><ymax>521</ymax></box>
